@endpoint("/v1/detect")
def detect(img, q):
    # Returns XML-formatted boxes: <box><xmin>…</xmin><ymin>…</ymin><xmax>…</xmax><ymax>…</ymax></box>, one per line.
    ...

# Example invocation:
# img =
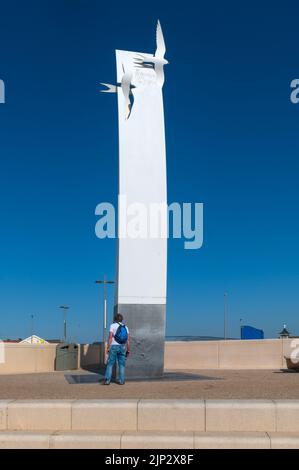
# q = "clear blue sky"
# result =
<box><xmin>0</xmin><ymin>0</ymin><xmax>298</xmax><ymax>342</ymax></box>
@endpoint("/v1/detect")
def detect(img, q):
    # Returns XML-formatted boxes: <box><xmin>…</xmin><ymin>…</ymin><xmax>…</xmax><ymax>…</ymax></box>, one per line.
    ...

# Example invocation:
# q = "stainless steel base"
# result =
<box><xmin>114</xmin><ymin>303</ymin><xmax>166</xmax><ymax>379</ymax></box>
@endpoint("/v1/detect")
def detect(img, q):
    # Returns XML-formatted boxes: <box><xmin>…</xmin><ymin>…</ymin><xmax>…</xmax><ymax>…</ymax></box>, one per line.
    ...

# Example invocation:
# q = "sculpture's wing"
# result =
<box><xmin>123</xmin><ymin>85</ymin><xmax>133</xmax><ymax>120</ymax></box>
<box><xmin>121</xmin><ymin>70</ymin><xmax>133</xmax><ymax>119</ymax></box>
<box><xmin>100</xmin><ymin>83</ymin><xmax>117</xmax><ymax>93</ymax></box>
<box><xmin>133</xmin><ymin>54</ymin><xmax>152</xmax><ymax>67</ymax></box>
<box><xmin>135</xmin><ymin>53</ymin><xmax>151</xmax><ymax>60</ymax></box>
<box><xmin>121</xmin><ymin>71</ymin><xmax>131</xmax><ymax>99</ymax></box>
<box><xmin>124</xmin><ymin>94</ymin><xmax>131</xmax><ymax>120</ymax></box>
<box><xmin>155</xmin><ymin>62</ymin><xmax>165</xmax><ymax>87</ymax></box>
<box><xmin>156</xmin><ymin>20</ymin><xmax>166</xmax><ymax>58</ymax></box>
<box><xmin>134</xmin><ymin>62</ymin><xmax>153</xmax><ymax>69</ymax></box>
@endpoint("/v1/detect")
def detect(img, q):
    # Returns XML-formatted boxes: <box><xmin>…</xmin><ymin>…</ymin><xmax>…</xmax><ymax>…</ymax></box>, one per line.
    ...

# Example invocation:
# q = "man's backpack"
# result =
<box><xmin>114</xmin><ymin>323</ymin><xmax>128</xmax><ymax>345</ymax></box>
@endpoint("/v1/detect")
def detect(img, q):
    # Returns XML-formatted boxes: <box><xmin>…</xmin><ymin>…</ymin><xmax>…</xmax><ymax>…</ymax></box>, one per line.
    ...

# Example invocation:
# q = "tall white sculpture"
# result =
<box><xmin>101</xmin><ymin>21</ymin><xmax>168</xmax><ymax>378</ymax></box>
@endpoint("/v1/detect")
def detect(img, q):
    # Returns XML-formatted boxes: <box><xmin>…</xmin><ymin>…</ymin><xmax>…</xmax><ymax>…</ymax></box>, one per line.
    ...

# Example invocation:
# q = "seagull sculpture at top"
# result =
<box><xmin>100</xmin><ymin>64</ymin><xmax>135</xmax><ymax>120</ymax></box>
<box><xmin>134</xmin><ymin>20</ymin><xmax>169</xmax><ymax>87</ymax></box>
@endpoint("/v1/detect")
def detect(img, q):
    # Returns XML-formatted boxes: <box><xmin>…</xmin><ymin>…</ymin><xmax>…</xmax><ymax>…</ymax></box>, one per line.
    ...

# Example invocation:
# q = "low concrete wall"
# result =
<box><xmin>0</xmin><ymin>338</ymin><xmax>295</xmax><ymax>374</ymax></box>
<box><xmin>79</xmin><ymin>339</ymin><xmax>293</xmax><ymax>371</ymax></box>
<box><xmin>0</xmin><ymin>342</ymin><xmax>105</xmax><ymax>375</ymax></box>
<box><xmin>0</xmin><ymin>343</ymin><xmax>57</xmax><ymax>374</ymax></box>
<box><xmin>164</xmin><ymin>338</ymin><xmax>293</xmax><ymax>370</ymax></box>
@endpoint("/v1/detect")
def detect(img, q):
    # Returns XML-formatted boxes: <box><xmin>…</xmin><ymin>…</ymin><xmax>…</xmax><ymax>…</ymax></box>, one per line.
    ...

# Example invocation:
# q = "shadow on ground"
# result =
<box><xmin>81</xmin><ymin>364</ymin><xmax>106</xmax><ymax>374</ymax></box>
<box><xmin>275</xmin><ymin>369</ymin><xmax>299</xmax><ymax>374</ymax></box>
<box><xmin>65</xmin><ymin>370</ymin><xmax>223</xmax><ymax>384</ymax></box>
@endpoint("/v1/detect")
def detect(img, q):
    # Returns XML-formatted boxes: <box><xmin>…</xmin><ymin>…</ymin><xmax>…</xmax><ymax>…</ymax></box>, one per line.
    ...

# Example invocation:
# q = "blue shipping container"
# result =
<box><xmin>241</xmin><ymin>325</ymin><xmax>264</xmax><ymax>340</ymax></box>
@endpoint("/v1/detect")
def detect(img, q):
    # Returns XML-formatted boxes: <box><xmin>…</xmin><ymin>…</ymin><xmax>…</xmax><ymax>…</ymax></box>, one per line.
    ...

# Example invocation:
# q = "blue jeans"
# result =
<box><xmin>105</xmin><ymin>344</ymin><xmax>126</xmax><ymax>383</ymax></box>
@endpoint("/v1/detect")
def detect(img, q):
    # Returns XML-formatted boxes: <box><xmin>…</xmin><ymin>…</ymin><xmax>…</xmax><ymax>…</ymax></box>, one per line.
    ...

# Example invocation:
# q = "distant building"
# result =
<box><xmin>241</xmin><ymin>325</ymin><xmax>264</xmax><ymax>340</ymax></box>
<box><xmin>20</xmin><ymin>335</ymin><xmax>48</xmax><ymax>345</ymax></box>
<box><xmin>279</xmin><ymin>325</ymin><xmax>290</xmax><ymax>338</ymax></box>
<box><xmin>3</xmin><ymin>339</ymin><xmax>22</xmax><ymax>343</ymax></box>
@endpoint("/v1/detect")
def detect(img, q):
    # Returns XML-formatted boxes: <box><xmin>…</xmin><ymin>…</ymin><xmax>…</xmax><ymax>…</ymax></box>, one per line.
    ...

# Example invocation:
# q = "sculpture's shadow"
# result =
<box><xmin>275</xmin><ymin>369</ymin><xmax>299</xmax><ymax>374</ymax></box>
<box><xmin>65</xmin><ymin>370</ymin><xmax>222</xmax><ymax>384</ymax></box>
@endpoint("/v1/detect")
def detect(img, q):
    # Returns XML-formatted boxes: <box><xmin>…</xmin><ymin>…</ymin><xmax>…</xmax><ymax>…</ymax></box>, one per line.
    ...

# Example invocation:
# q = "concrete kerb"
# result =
<box><xmin>71</xmin><ymin>399</ymin><xmax>138</xmax><ymax>431</ymax></box>
<box><xmin>0</xmin><ymin>431</ymin><xmax>51</xmax><ymax>449</ymax></box>
<box><xmin>7</xmin><ymin>400</ymin><xmax>75</xmax><ymax>431</ymax></box>
<box><xmin>49</xmin><ymin>431</ymin><xmax>122</xmax><ymax>449</ymax></box>
<box><xmin>269</xmin><ymin>433</ymin><xmax>299</xmax><ymax>449</ymax></box>
<box><xmin>121</xmin><ymin>431</ymin><xmax>194</xmax><ymax>449</ymax></box>
<box><xmin>194</xmin><ymin>432</ymin><xmax>271</xmax><ymax>449</ymax></box>
<box><xmin>2</xmin><ymin>431</ymin><xmax>299</xmax><ymax>449</ymax></box>
<box><xmin>205</xmin><ymin>400</ymin><xmax>276</xmax><ymax>433</ymax></box>
<box><xmin>2</xmin><ymin>399</ymin><xmax>299</xmax><ymax>433</ymax></box>
<box><xmin>0</xmin><ymin>400</ymin><xmax>15</xmax><ymax>430</ymax></box>
<box><xmin>137</xmin><ymin>400</ymin><xmax>205</xmax><ymax>432</ymax></box>
<box><xmin>274</xmin><ymin>400</ymin><xmax>299</xmax><ymax>433</ymax></box>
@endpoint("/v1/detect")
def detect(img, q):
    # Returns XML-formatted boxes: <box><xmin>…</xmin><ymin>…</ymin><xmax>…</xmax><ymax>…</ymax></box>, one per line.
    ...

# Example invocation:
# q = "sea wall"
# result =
<box><xmin>0</xmin><ymin>339</ymin><xmax>295</xmax><ymax>374</ymax></box>
<box><xmin>164</xmin><ymin>338</ymin><xmax>295</xmax><ymax>370</ymax></box>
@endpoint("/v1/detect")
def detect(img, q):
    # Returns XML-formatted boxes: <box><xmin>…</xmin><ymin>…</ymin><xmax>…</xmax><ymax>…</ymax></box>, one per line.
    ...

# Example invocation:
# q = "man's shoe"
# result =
<box><xmin>118</xmin><ymin>381</ymin><xmax>125</xmax><ymax>385</ymax></box>
<box><xmin>103</xmin><ymin>380</ymin><xmax>110</xmax><ymax>385</ymax></box>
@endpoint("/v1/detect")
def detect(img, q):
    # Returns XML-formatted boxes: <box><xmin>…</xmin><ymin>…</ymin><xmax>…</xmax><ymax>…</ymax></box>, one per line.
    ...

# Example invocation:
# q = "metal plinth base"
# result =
<box><xmin>114</xmin><ymin>304</ymin><xmax>166</xmax><ymax>379</ymax></box>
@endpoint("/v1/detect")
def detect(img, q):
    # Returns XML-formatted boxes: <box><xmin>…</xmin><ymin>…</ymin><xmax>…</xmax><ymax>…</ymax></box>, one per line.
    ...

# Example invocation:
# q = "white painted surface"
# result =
<box><xmin>20</xmin><ymin>335</ymin><xmax>48</xmax><ymax>344</ymax></box>
<box><xmin>115</xmin><ymin>50</ymin><xmax>167</xmax><ymax>305</ymax></box>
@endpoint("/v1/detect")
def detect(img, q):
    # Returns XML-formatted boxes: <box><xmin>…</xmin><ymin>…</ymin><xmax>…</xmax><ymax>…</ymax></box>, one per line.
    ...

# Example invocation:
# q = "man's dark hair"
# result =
<box><xmin>114</xmin><ymin>313</ymin><xmax>123</xmax><ymax>323</ymax></box>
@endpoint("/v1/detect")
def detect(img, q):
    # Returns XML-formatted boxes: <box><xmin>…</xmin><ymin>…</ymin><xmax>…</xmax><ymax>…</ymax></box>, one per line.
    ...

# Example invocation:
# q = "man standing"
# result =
<box><xmin>104</xmin><ymin>313</ymin><xmax>130</xmax><ymax>385</ymax></box>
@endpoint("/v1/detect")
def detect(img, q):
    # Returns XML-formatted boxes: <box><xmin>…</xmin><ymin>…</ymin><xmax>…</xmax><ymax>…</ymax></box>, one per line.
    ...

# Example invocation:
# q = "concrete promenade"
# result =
<box><xmin>0</xmin><ymin>369</ymin><xmax>298</xmax><ymax>399</ymax></box>
<box><xmin>1</xmin><ymin>341</ymin><xmax>299</xmax><ymax>448</ymax></box>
